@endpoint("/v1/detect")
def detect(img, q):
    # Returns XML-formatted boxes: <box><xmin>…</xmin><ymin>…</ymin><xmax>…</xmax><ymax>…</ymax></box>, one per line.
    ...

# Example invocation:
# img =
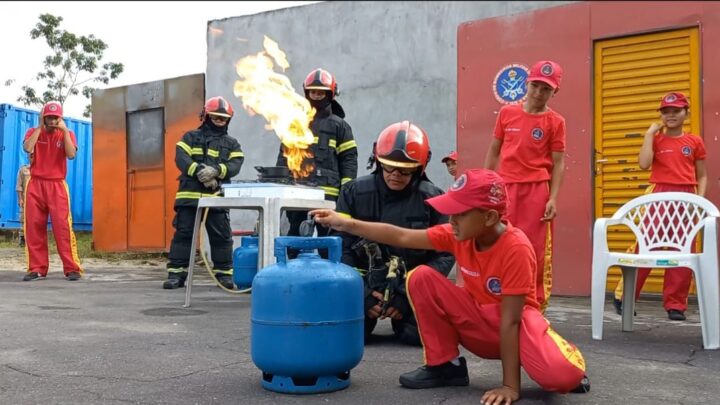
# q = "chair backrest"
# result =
<box><xmin>611</xmin><ymin>192</ymin><xmax>720</xmax><ymax>254</ymax></box>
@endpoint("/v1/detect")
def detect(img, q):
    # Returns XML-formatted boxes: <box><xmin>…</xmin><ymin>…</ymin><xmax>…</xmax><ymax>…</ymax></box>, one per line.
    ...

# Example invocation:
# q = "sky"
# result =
<box><xmin>0</xmin><ymin>1</ymin><xmax>318</xmax><ymax>119</ymax></box>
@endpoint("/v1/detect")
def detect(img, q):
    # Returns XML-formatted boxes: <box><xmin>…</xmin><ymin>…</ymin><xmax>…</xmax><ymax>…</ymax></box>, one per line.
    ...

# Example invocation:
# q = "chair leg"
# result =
<box><xmin>697</xmin><ymin>260</ymin><xmax>720</xmax><ymax>350</ymax></box>
<box><xmin>621</xmin><ymin>266</ymin><xmax>637</xmax><ymax>332</ymax></box>
<box><xmin>591</xmin><ymin>261</ymin><xmax>609</xmax><ymax>340</ymax></box>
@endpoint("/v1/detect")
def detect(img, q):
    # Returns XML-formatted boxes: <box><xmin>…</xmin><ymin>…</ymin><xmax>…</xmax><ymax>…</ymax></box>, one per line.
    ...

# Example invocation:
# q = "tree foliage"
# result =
<box><xmin>12</xmin><ymin>13</ymin><xmax>124</xmax><ymax>118</ymax></box>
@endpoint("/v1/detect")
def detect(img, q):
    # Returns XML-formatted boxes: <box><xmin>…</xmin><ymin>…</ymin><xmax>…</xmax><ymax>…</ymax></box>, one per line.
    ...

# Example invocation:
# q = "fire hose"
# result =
<box><xmin>198</xmin><ymin>190</ymin><xmax>252</xmax><ymax>294</ymax></box>
<box><xmin>197</xmin><ymin>192</ymin><xmax>318</xmax><ymax>295</ymax></box>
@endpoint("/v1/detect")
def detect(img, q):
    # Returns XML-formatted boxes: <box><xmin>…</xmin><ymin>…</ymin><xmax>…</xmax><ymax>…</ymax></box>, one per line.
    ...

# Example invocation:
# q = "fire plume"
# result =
<box><xmin>233</xmin><ymin>36</ymin><xmax>315</xmax><ymax>178</ymax></box>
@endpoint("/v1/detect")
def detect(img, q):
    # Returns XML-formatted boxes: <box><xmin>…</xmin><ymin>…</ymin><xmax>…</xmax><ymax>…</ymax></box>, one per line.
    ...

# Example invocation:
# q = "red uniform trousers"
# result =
<box><xmin>505</xmin><ymin>182</ymin><xmax>553</xmax><ymax>311</ymax></box>
<box><xmin>24</xmin><ymin>177</ymin><xmax>82</xmax><ymax>276</ymax></box>
<box><xmin>407</xmin><ymin>266</ymin><xmax>585</xmax><ymax>393</ymax></box>
<box><xmin>615</xmin><ymin>183</ymin><xmax>696</xmax><ymax>312</ymax></box>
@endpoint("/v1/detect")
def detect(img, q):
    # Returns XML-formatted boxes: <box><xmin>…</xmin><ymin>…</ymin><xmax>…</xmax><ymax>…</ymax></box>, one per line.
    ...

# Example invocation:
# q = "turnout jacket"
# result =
<box><xmin>276</xmin><ymin>103</ymin><xmax>357</xmax><ymax>199</ymax></box>
<box><xmin>174</xmin><ymin>122</ymin><xmax>244</xmax><ymax>207</ymax></box>
<box><xmin>334</xmin><ymin>172</ymin><xmax>455</xmax><ymax>275</ymax></box>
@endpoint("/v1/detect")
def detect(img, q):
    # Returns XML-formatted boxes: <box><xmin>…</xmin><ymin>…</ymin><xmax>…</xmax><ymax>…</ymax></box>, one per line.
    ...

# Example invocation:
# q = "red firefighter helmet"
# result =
<box><xmin>374</xmin><ymin>121</ymin><xmax>431</xmax><ymax>170</ymax></box>
<box><xmin>303</xmin><ymin>68</ymin><xmax>337</xmax><ymax>98</ymax></box>
<box><xmin>201</xmin><ymin>96</ymin><xmax>234</xmax><ymax>121</ymax></box>
<box><xmin>42</xmin><ymin>101</ymin><xmax>63</xmax><ymax>118</ymax></box>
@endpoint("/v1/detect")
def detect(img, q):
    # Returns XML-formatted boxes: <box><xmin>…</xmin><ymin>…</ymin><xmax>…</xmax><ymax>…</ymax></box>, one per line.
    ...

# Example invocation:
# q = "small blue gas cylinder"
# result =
<box><xmin>251</xmin><ymin>236</ymin><xmax>364</xmax><ymax>394</ymax></box>
<box><xmin>232</xmin><ymin>236</ymin><xmax>259</xmax><ymax>289</ymax></box>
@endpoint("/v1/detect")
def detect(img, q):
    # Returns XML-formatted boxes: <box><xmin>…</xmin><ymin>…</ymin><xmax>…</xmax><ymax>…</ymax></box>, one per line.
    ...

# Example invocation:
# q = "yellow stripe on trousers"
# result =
<box><xmin>23</xmin><ymin>177</ymin><xmax>30</xmax><ymax>272</ymax></box>
<box><xmin>404</xmin><ymin>268</ymin><xmax>427</xmax><ymax>365</ymax></box>
<box><xmin>540</xmin><ymin>222</ymin><xmax>553</xmax><ymax>314</ymax></box>
<box><xmin>62</xmin><ymin>181</ymin><xmax>84</xmax><ymax>273</ymax></box>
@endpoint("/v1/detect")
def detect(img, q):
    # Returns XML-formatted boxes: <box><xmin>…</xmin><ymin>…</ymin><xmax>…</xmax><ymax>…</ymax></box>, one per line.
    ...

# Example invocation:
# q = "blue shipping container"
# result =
<box><xmin>0</xmin><ymin>103</ymin><xmax>93</xmax><ymax>231</ymax></box>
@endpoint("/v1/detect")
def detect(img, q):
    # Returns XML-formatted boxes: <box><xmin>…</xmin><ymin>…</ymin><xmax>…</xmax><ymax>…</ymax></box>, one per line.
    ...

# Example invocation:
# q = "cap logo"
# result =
<box><xmin>531</xmin><ymin>127</ymin><xmax>544</xmax><ymax>140</ymax></box>
<box><xmin>486</xmin><ymin>277</ymin><xmax>502</xmax><ymax>295</ymax></box>
<box><xmin>541</xmin><ymin>63</ymin><xmax>554</xmax><ymax>76</ymax></box>
<box><xmin>451</xmin><ymin>174</ymin><xmax>467</xmax><ymax>191</ymax></box>
<box><xmin>665</xmin><ymin>94</ymin><xmax>677</xmax><ymax>103</ymax></box>
<box><xmin>681</xmin><ymin>146</ymin><xmax>691</xmax><ymax>156</ymax></box>
<box><xmin>488</xmin><ymin>183</ymin><xmax>505</xmax><ymax>204</ymax></box>
<box><xmin>492</xmin><ymin>63</ymin><xmax>530</xmax><ymax>105</ymax></box>
<box><xmin>49</xmin><ymin>104</ymin><xmax>58</xmax><ymax>111</ymax></box>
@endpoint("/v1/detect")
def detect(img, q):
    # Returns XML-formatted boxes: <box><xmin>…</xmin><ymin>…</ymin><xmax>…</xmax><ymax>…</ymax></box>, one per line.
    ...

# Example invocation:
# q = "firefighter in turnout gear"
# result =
<box><xmin>163</xmin><ymin>96</ymin><xmax>245</xmax><ymax>290</ymax></box>
<box><xmin>332</xmin><ymin>121</ymin><xmax>455</xmax><ymax>345</ymax></box>
<box><xmin>277</xmin><ymin>68</ymin><xmax>358</xmax><ymax>240</ymax></box>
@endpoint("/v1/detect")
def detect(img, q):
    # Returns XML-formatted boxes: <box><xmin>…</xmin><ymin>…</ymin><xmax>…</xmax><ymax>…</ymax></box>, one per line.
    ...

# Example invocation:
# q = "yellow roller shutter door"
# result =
<box><xmin>593</xmin><ymin>28</ymin><xmax>701</xmax><ymax>294</ymax></box>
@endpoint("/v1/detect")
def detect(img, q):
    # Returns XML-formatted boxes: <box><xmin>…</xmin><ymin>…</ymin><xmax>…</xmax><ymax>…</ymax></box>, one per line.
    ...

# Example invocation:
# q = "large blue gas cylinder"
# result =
<box><xmin>251</xmin><ymin>236</ymin><xmax>364</xmax><ymax>394</ymax></box>
<box><xmin>232</xmin><ymin>236</ymin><xmax>259</xmax><ymax>289</ymax></box>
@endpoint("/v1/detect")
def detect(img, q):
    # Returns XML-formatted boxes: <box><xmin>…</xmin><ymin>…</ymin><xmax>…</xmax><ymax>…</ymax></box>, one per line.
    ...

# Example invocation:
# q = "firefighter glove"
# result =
<box><xmin>202</xmin><ymin>178</ymin><xmax>219</xmax><ymax>190</ymax></box>
<box><xmin>197</xmin><ymin>165</ymin><xmax>219</xmax><ymax>182</ymax></box>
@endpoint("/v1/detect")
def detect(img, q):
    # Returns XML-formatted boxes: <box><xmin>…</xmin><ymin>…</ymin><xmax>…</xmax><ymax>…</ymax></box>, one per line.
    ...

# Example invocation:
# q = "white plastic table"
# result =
<box><xmin>183</xmin><ymin>196</ymin><xmax>335</xmax><ymax>307</ymax></box>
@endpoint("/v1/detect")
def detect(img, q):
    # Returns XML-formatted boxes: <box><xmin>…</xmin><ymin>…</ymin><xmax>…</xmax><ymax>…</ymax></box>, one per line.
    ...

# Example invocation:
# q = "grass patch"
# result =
<box><xmin>0</xmin><ymin>230</ymin><xmax>165</xmax><ymax>263</ymax></box>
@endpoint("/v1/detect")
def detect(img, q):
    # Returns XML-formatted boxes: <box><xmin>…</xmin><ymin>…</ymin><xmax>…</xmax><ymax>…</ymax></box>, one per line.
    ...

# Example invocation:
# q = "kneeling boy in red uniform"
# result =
<box><xmin>311</xmin><ymin>168</ymin><xmax>588</xmax><ymax>404</ymax></box>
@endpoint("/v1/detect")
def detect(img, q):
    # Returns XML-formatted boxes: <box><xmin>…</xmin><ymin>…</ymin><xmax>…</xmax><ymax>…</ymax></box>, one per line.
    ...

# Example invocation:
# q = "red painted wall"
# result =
<box><xmin>457</xmin><ymin>1</ymin><xmax>720</xmax><ymax>296</ymax></box>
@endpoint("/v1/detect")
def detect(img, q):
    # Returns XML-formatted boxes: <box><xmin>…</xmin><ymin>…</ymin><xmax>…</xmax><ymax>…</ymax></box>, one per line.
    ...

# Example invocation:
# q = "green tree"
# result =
<box><xmin>8</xmin><ymin>13</ymin><xmax>124</xmax><ymax>118</ymax></box>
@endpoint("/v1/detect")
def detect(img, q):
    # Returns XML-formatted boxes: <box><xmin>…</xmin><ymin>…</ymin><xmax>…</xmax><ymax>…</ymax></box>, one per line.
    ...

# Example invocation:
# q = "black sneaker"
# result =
<box><xmin>23</xmin><ymin>272</ymin><xmax>45</xmax><ymax>282</ymax></box>
<box><xmin>215</xmin><ymin>274</ymin><xmax>234</xmax><ymax>290</ymax></box>
<box><xmin>66</xmin><ymin>271</ymin><xmax>81</xmax><ymax>281</ymax></box>
<box><xmin>668</xmin><ymin>309</ymin><xmax>686</xmax><ymax>321</ymax></box>
<box><xmin>571</xmin><ymin>375</ymin><xmax>591</xmax><ymax>393</ymax></box>
<box><xmin>613</xmin><ymin>298</ymin><xmax>622</xmax><ymax>315</ymax></box>
<box><xmin>399</xmin><ymin>357</ymin><xmax>469</xmax><ymax>389</ymax></box>
<box><xmin>613</xmin><ymin>298</ymin><xmax>636</xmax><ymax>316</ymax></box>
<box><xmin>163</xmin><ymin>278</ymin><xmax>185</xmax><ymax>289</ymax></box>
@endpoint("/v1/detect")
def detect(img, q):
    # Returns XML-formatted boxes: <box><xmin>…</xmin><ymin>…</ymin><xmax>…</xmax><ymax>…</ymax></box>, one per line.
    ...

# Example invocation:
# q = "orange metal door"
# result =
<box><xmin>127</xmin><ymin>108</ymin><xmax>166</xmax><ymax>249</ymax></box>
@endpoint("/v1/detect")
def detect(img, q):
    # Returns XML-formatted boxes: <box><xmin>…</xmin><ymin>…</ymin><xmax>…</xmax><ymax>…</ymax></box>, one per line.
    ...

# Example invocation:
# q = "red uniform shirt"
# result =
<box><xmin>427</xmin><ymin>222</ymin><xmax>539</xmax><ymax>309</ymax></box>
<box><xmin>649</xmin><ymin>132</ymin><xmax>706</xmax><ymax>185</ymax></box>
<box><xmin>492</xmin><ymin>104</ymin><xmax>566</xmax><ymax>183</ymax></box>
<box><xmin>24</xmin><ymin>127</ymin><xmax>77</xmax><ymax>180</ymax></box>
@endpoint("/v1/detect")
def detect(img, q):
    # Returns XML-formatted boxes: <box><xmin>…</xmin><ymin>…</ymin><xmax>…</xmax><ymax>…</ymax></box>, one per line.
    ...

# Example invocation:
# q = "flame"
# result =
<box><xmin>233</xmin><ymin>35</ymin><xmax>315</xmax><ymax>178</ymax></box>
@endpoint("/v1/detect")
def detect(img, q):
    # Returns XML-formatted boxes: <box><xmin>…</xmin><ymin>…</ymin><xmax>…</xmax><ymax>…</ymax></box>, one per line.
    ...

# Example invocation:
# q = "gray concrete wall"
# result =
<box><xmin>206</xmin><ymin>0</ymin><xmax>571</xmax><ymax>191</ymax></box>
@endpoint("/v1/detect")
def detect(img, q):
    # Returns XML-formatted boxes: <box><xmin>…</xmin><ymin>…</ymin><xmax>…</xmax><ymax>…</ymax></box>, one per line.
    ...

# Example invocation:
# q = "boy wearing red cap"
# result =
<box><xmin>613</xmin><ymin>92</ymin><xmax>707</xmax><ymax>321</ymax></box>
<box><xmin>484</xmin><ymin>60</ymin><xmax>566</xmax><ymax>312</ymax></box>
<box><xmin>310</xmin><ymin>168</ymin><xmax>588</xmax><ymax>404</ymax></box>
<box><xmin>441</xmin><ymin>151</ymin><xmax>458</xmax><ymax>178</ymax></box>
<box><xmin>22</xmin><ymin>101</ymin><xmax>82</xmax><ymax>281</ymax></box>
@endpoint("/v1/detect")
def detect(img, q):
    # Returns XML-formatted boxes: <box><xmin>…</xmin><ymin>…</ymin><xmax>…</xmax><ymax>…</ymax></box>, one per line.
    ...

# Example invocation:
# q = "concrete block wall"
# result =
<box><xmin>207</xmin><ymin>1</ymin><xmax>571</xmax><ymax>191</ymax></box>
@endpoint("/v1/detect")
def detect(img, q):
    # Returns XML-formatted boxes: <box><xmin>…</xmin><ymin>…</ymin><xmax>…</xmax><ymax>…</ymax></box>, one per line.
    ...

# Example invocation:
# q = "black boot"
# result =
<box><xmin>399</xmin><ymin>357</ymin><xmax>469</xmax><ymax>389</ymax></box>
<box><xmin>163</xmin><ymin>273</ymin><xmax>186</xmax><ymax>289</ymax></box>
<box><xmin>215</xmin><ymin>274</ymin><xmax>234</xmax><ymax>290</ymax></box>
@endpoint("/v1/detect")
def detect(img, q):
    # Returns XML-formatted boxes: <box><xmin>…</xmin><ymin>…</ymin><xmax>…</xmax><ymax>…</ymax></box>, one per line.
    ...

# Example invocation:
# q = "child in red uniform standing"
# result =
<box><xmin>22</xmin><ymin>101</ymin><xmax>82</xmax><ymax>281</ymax></box>
<box><xmin>484</xmin><ymin>60</ymin><xmax>566</xmax><ymax>312</ymax></box>
<box><xmin>441</xmin><ymin>150</ymin><xmax>458</xmax><ymax>179</ymax></box>
<box><xmin>613</xmin><ymin>92</ymin><xmax>707</xmax><ymax>321</ymax></box>
<box><xmin>311</xmin><ymin>169</ymin><xmax>588</xmax><ymax>404</ymax></box>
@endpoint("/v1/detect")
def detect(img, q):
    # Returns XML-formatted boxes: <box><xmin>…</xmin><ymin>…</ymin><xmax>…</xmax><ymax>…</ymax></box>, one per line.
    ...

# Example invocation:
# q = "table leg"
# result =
<box><xmin>260</xmin><ymin>199</ymin><xmax>276</xmax><ymax>269</ymax></box>
<box><xmin>183</xmin><ymin>205</ymin><xmax>204</xmax><ymax>308</ymax></box>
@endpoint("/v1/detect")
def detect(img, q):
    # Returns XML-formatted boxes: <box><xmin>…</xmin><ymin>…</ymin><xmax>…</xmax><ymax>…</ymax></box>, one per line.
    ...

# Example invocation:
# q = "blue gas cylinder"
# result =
<box><xmin>232</xmin><ymin>236</ymin><xmax>259</xmax><ymax>289</ymax></box>
<box><xmin>251</xmin><ymin>236</ymin><xmax>364</xmax><ymax>394</ymax></box>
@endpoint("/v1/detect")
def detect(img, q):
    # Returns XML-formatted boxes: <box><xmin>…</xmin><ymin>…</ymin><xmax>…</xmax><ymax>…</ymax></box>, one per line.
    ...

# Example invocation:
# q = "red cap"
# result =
<box><xmin>441</xmin><ymin>151</ymin><xmax>458</xmax><ymax>163</ymax></box>
<box><xmin>658</xmin><ymin>92</ymin><xmax>689</xmax><ymax>110</ymax></box>
<box><xmin>42</xmin><ymin>101</ymin><xmax>63</xmax><ymax>118</ymax></box>
<box><xmin>527</xmin><ymin>60</ymin><xmax>563</xmax><ymax>90</ymax></box>
<box><xmin>425</xmin><ymin>169</ymin><xmax>507</xmax><ymax>215</ymax></box>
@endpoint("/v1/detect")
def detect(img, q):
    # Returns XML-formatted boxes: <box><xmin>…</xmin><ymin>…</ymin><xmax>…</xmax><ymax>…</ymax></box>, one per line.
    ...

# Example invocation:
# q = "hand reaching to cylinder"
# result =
<box><xmin>309</xmin><ymin>209</ymin><xmax>351</xmax><ymax>232</ymax></box>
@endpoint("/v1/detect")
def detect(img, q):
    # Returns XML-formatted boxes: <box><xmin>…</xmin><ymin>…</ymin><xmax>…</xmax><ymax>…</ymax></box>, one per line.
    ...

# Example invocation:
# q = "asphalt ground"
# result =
<box><xmin>1</xmin><ymin>264</ymin><xmax>719</xmax><ymax>404</ymax></box>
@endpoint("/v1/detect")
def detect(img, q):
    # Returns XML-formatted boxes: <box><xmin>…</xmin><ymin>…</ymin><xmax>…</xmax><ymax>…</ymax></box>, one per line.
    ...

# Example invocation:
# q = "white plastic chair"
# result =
<box><xmin>591</xmin><ymin>192</ymin><xmax>720</xmax><ymax>349</ymax></box>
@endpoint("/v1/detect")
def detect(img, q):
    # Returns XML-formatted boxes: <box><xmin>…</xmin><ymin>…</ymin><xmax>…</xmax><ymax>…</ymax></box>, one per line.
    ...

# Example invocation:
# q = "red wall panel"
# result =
<box><xmin>458</xmin><ymin>1</ymin><xmax>720</xmax><ymax>296</ymax></box>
